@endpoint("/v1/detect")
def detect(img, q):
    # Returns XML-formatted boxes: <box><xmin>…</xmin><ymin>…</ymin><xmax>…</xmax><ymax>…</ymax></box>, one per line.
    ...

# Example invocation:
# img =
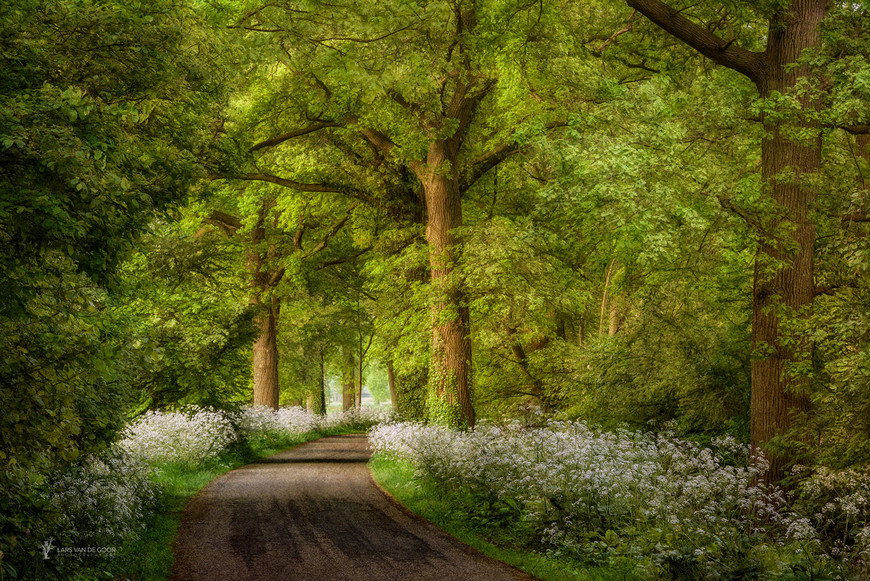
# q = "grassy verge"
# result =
<box><xmin>109</xmin><ymin>429</ymin><xmax>360</xmax><ymax>581</ymax></box>
<box><xmin>368</xmin><ymin>454</ymin><xmax>642</xmax><ymax>581</ymax></box>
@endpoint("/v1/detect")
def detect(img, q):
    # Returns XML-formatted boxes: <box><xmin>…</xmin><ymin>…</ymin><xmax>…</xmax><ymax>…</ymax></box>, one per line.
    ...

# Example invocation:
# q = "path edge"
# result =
<box><xmin>365</xmin><ymin>451</ymin><xmax>541</xmax><ymax>581</ymax></box>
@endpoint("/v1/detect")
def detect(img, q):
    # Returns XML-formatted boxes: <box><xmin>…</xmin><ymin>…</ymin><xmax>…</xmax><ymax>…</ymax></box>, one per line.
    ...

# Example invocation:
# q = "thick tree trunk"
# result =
<box><xmin>248</xmin><ymin>200</ymin><xmax>282</xmax><ymax>410</ymax></box>
<box><xmin>627</xmin><ymin>0</ymin><xmax>826</xmax><ymax>485</ymax></box>
<box><xmin>252</xmin><ymin>303</ymin><xmax>280</xmax><ymax>409</ymax></box>
<box><xmin>416</xmin><ymin>140</ymin><xmax>475</xmax><ymax>427</ymax></box>
<box><xmin>751</xmin><ymin>0</ymin><xmax>824</xmax><ymax>483</ymax></box>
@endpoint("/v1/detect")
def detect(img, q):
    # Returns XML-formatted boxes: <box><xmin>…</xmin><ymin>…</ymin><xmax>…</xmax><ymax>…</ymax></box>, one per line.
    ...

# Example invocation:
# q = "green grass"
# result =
<box><xmin>108</xmin><ymin>429</ymin><xmax>362</xmax><ymax>581</ymax></box>
<box><xmin>368</xmin><ymin>454</ymin><xmax>643</xmax><ymax>581</ymax></box>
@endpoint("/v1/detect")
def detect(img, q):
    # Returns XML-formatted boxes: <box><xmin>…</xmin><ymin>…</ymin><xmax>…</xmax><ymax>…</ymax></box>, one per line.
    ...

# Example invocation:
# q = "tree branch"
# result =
<box><xmin>204</xmin><ymin>210</ymin><xmax>242</xmax><ymax>234</ymax></box>
<box><xmin>717</xmin><ymin>195</ymin><xmax>764</xmax><ymax>231</ymax></box>
<box><xmin>460</xmin><ymin>121</ymin><xmax>567</xmax><ymax>191</ymax></box>
<box><xmin>840</xmin><ymin>211</ymin><xmax>870</xmax><ymax>223</ymax></box>
<box><xmin>594</xmin><ymin>11</ymin><xmax>636</xmax><ymax>53</ymax></box>
<box><xmin>250</xmin><ymin>121</ymin><xmax>341</xmax><ymax>152</ymax></box>
<box><xmin>243</xmin><ymin>172</ymin><xmax>343</xmax><ymax>193</ymax></box>
<box><xmin>626</xmin><ymin>0</ymin><xmax>766</xmax><ymax>83</ymax></box>
<box><xmin>268</xmin><ymin>267</ymin><xmax>286</xmax><ymax>287</ymax></box>
<box><xmin>303</xmin><ymin>204</ymin><xmax>357</xmax><ymax>259</ymax></box>
<box><xmin>841</xmin><ymin>124</ymin><xmax>870</xmax><ymax>135</ymax></box>
<box><xmin>314</xmin><ymin>246</ymin><xmax>372</xmax><ymax>270</ymax></box>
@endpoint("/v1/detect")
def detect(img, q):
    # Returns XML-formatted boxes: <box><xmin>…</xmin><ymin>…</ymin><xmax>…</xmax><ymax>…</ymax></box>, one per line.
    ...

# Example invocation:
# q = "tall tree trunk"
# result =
<box><xmin>751</xmin><ymin>0</ymin><xmax>824</xmax><ymax>483</ymax></box>
<box><xmin>608</xmin><ymin>295</ymin><xmax>622</xmax><ymax>337</ymax></box>
<box><xmin>357</xmin><ymin>356</ymin><xmax>363</xmax><ymax>408</ymax></box>
<box><xmin>859</xmin><ymin>134</ymin><xmax>870</xmax><ymax>167</ymax></box>
<box><xmin>415</xmin><ymin>140</ymin><xmax>474</xmax><ymax>427</ymax></box>
<box><xmin>248</xmin><ymin>200</ymin><xmax>282</xmax><ymax>409</ymax></box>
<box><xmin>252</xmin><ymin>303</ymin><xmax>280</xmax><ymax>409</ymax></box>
<box><xmin>305</xmin><ymin>348</ymin><xmax>327</xmax><ymax>414</ymax></box>
<box><xmin>342</xmin><ymin>348</ymin><xmax>356</xmax><ymax>411</ymax></box>
<box><xmin>599</xmin><ymin>259</ymin><xmax>617</xmax><ymax>336</ymax></box>
<box><xmin>507</xmin><ymin>327</ymin><xmax>550</xmax><ymax>411</ymax></box>
<box><xmin>628</xmin><ymin>0</ymin><xmax>826</xmax><ymax>485</ymax></box>
<box><xmin>317</xmin><ymin>345</ymin><xmax>327</xmax><ymax>415</ymax></box>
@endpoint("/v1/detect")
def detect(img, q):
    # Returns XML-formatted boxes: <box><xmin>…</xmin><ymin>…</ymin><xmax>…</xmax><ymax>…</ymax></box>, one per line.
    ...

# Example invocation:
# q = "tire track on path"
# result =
<box><xmin>170</xmin><ymin>434</ymin><xmax>536</xmax><ymax>581</ymax></box>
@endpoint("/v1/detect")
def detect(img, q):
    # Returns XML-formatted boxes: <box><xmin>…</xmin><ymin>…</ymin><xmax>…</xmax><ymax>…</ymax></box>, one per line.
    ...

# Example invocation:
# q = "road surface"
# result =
<box><xmin>170</xmin><ymin>434</ymin><xmax>536</xmax><ymax>581</ymax></box>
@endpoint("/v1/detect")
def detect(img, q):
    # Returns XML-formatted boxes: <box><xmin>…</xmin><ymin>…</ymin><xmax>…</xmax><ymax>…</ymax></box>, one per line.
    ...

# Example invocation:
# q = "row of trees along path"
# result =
<box><xmin>205</xmin><ymin>0</ymin><xmax>870</xmax><ymax>486</ymax></box>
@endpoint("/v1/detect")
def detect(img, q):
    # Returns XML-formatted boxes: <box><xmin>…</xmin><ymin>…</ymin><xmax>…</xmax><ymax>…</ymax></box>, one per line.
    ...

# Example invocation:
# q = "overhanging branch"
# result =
<box><xmin>250</xmin><ymin>121</ymin><xmax>342</xmax><ymax>152</ymax></box>
<box><xmin>243</xmin><ymin>172</ymin><xmax>343</xmax><ymax>193</ymax></box>
<box><xmin>626</xmin><ymin>0</ymin><xmax>766</xmax><ymax>83</ymax></box>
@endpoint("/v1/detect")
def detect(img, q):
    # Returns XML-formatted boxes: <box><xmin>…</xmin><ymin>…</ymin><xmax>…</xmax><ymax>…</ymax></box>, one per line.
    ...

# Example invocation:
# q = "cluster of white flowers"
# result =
<box><xmin>799</xmin><ymin>466</ymin><xmax>870</xmax><ymax>565</ymax></box>
<box><xmin>118</xmin><ymin>405</ymin><xmax>393</xmax><ymax>465</ymax></box>
<box><xmin>317</xmin><ymin>406</ymin><xmax>393</xmax><ymax>430</ymax></box>
<box><xmin>48</xmin><ymin>450</ymin><xmax>159</xmax><ymax>547</ymax></box>
<box><xmin>118</xmin><ymin>408</ymin><xmax>238</xmax><ymax>465</ymax></box>
<box><xmin>234</xmin><ymin>405</ymin><xmax>319</xmax><ymax>437</ymax></box>
<box><xmin>370</xmin><ymin>421</ymin><xmax>870</xmax><ymax>576</ymax></box>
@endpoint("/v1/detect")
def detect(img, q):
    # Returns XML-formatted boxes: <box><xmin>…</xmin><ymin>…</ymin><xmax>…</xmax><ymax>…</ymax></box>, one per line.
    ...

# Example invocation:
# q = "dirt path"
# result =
<box><xmin>170</xmin><ymin>434</ymin><xmax>536</xmax><ymax>581</ymax></box>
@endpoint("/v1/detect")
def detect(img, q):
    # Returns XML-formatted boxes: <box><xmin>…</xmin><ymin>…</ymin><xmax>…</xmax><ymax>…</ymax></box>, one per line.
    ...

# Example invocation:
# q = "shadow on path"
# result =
<box><xmin>170</xmin><ymin>434</ymin><xmax>536</xmax><ymax>581</ymax></box>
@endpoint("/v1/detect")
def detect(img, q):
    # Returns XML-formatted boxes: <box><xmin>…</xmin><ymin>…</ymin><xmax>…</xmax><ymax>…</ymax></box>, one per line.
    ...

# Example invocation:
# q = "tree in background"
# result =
<box><xmin>116</xmin><ymin>219</ymin><xmax>256</xmax><ymax>410</ymax></box>
<box><xmin>224</xmin><ymin>0</ymin><xmax>586</xmax><ymax>426</ymax></box>
<box><xmin>202</xmin><ymin>193</ymin><xmax>355</xmax><ymax>408</ymax></box>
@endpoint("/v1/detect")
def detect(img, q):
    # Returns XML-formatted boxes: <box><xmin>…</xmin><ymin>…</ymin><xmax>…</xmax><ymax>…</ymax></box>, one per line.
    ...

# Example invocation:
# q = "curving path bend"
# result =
<box><xmin>170</xmin><ymin>434</ymin><xmax>536</xmax><ymax>581</ymax></box>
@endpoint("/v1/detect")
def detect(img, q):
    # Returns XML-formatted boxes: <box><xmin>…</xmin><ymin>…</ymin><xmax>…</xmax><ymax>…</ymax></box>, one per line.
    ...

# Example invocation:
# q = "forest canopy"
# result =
<box><xmin>1</xmin><ymin>0</ymin><xmax>869</xmax><ymax>575</ymax></box>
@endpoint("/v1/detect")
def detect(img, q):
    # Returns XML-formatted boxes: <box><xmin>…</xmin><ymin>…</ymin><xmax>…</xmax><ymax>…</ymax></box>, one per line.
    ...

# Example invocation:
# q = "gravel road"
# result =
<box><xmin>170</xmin><ymin>434</ymin><xmax>536</xmax><ymax>581</ymax></box>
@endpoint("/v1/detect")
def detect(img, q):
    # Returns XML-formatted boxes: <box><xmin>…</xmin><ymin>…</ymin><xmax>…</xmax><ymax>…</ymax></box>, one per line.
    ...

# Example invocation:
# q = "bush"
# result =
<box><xmin>370</xmin><ymin>421</ymin><xmax>870</xmax><ymax>579</ymax></box>
<box><xmin>118</xmin><ymin>408</ymin><xmax>238</xmax><ymax>466</ymax></box>
<box><xmin>47</xmin><ymin>450</ymin><xmax>160</xmax><ymax>550</ymax></box>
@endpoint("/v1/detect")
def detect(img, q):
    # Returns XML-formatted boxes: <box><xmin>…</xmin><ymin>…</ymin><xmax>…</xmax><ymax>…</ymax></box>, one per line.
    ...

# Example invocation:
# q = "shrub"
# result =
<box><xmin>117</xmin><ymin>408</ymin><xmax>237</xmax><ymax>465</ymax></box>
<box><xmin>370</xmin><ymin>421</ymin><xmax>870</xmax><ymax>579</ymax></box>
<box><xmin>47</xmin><ymin>450</ymin><xmax>160</xmax><ymax>549</ymax></box>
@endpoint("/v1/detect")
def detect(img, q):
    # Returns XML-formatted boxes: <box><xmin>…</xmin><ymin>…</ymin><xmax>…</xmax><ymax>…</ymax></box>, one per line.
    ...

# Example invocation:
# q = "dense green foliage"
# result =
<box><xmin>0</xmin><ymin>0</ymin><xmax>238</xmax><ymax>573</ymax></box>
<box><xmin>2</xmin><ymin>0</ymin><xmax>869</xmax><ymax>577</ymax></box>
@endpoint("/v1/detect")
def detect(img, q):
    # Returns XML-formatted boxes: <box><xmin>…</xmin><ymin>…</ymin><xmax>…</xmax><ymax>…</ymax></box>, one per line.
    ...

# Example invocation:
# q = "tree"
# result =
<box><xmin>623</xmin><ymin>0</ymin><xmax>835</xmax><ymax>483</ymax></box>
<box><xmin>225</xmin><ymin>0</ymin><xmax>580</xmax><ymax>425</ymax></box>
<box><xmin>117</xmin><ymin>219</ymin><xmax>256</xmax><ymax>410</ymax></box>
<box><xmin>200</xmin><ymin>187</ymin><xmax>355</xmax><ymax>408</ymax></box>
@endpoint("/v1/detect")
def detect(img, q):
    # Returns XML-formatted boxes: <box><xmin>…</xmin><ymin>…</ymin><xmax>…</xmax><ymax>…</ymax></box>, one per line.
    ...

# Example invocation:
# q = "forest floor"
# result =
<box><xmin>169</xmin><ymin>434</ymin><xmax>535</xmax><ymax>581</ymax></box>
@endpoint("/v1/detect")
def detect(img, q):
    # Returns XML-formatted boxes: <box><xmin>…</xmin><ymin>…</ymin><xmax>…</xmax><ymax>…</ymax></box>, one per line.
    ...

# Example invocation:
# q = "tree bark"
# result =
<box><xmin>507</xmin><ymin>327</ymin><xmax>551</xmax><ymax>411</ymax></box>
<box><xmin>750</xmin><ymin>0</ymin><xmax>824</xmax><ymax>483</ymax></box>
<box><xmin>599</xmin><ymin>259</ymin><xmax>617</xmax><ymax>336</ymax></box>
<box><xmin>414</xmin><ymin>140</ymin><xmax>475</xmax><ymax>427</ymax></box>
<box><xmin>357</xmin><ymin>355</ymin><xmax>363</xmax><ymax>408</ymax></box>
<box><xmin>317</xmin><ymin>345</ymin><xmax>327</xmax><ymax>415</ymax></box>
<box><xmin>627</xmin><ymin>0</ymin><xmax>826</xmax><ymax>485</ymax></box>
<box><xmin>249</xmin><ymin>202</ymin><xmax>281</xmax><ymax>409</ymax></box>
<box><xmin>252</xmin><ymin>303</ymin><xmax>280</xmax><ymax>409</ymax></box>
